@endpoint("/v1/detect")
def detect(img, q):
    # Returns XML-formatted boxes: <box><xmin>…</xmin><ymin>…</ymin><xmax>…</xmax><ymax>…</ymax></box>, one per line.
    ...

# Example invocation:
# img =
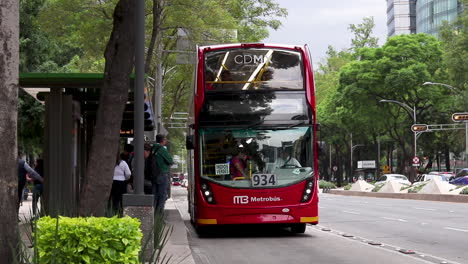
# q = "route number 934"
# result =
<box><xmin>252</xmin><ymin>174</ymin><xmax>277</xmax><ymax>187</ymax></box>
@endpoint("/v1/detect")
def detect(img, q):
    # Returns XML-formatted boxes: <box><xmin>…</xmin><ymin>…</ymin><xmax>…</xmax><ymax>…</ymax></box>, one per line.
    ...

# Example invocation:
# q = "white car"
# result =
<box><xmin>375</xmin><ymin>174</ymin><xmax>411</xmax><ymax>185</ymax></box>
<box><xmin>416</xmin><ymin>174</ymin><xmax>449</xmax><ymax>182</ymax></box>
<box><xmin>181</xmin><ymin>179</ymin><xmax>188</xmax><ymax>188</ymax></box>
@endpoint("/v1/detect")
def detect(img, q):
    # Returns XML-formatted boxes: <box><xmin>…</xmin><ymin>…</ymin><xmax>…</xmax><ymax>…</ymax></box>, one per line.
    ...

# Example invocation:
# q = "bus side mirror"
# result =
<box><xmin>186</xmin><ymin>135</ymin><xmax>194</xmax><ymax>150</ymax></box>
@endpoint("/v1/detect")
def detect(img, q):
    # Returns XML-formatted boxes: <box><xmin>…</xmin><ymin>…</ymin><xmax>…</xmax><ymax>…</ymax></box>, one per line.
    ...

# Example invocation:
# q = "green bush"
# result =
<box><xmin>319</xmin><ymin>180</ymin><xmax>336</xmax><ymax>189</ymax></box>
<box><xmin>36</xmin><ymin>216</ymin><xmax>142</xmax><ymax>264</ymax></box>
<box><xmin>408</xmin><ymin>183</ymin><xmax>427</xmax><ymax>193</ymax></box>
<box><xmin>372</xmin><ymin>184</ymin><xmax>383</xmax><ymax>192</ymax></box>
<box><xmin>460</xmin><ymin>187</ymin><xmax>468</xmax><ymax>195</ymax></box>
<box><xmin>343</xmin><ymin>184</ymin><xmax>352</xmax><ymax>190</ymax></box>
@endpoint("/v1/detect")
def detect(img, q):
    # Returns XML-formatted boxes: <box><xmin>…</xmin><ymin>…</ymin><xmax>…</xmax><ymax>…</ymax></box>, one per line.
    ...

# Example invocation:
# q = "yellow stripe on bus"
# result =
<box><xmin>197</xmin><ymin>219</ymin><xmax>217</xmax><ymax>225</ymax></box>
<box><xmin>300</xmin><ymin>217</ymin><xmax>318</xmax><ymax>223</ymax></box>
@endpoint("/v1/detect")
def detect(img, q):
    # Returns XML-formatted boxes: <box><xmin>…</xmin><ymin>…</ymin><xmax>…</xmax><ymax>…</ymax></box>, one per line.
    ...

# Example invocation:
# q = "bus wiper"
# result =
<box><xmin>288</xmin><ymin>121</ymin><xmax>305</xmax><ymax>128</ymax></box>
<box><xmin>248</xmin><ymin>120</ymin><xmax>265</xmax><ymax>128</ymax></box>
<box><xmin>270</xmin><ymin>121</ymin><xmax>307</xmax><ymax>131</ymax></box>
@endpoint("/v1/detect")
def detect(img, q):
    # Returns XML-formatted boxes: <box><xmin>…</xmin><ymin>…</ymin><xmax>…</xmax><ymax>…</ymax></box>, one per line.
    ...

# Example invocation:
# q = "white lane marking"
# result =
<box><xmin>413</xmin><ymin>207</ymin><xmax>436</xmax><ymax>211</ymax></box>
<box><xmin>376</xmin><ymin>203</ymin><xmax>391</xmax><ymax>206</ymax></box>
<box><xmin>342</xmin><ymin>210</ymin><xmax>360</xmax><ymax>215</ymax></box>
<box><xmin>444</xmin><ymin>227</ymin><xmax>468</xmax><ymax>233</ymax></box>
<box><xmin>318</xmin><ymin>206</ymin><xmax>326</xmax><ymax>209</ymax></box>
<box><xmin>380</xmin><ymin>217</ymin><xmax>408</xmax><ymax>222</ymax></box>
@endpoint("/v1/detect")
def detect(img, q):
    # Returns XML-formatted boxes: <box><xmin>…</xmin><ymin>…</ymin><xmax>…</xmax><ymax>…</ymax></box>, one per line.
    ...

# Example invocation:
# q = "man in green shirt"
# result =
<box><xmin>152</xmin><ymin>134</ymin><xmax>173</xmax><ymax>214</ymax></box>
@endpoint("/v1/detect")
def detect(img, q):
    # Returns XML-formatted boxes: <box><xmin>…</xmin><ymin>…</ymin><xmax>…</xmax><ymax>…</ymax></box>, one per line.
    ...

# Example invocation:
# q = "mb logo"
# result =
<box><xmin>233</xmin><ymin>196</ymin><xmax>249</xmax><ymax>204</ymax></box>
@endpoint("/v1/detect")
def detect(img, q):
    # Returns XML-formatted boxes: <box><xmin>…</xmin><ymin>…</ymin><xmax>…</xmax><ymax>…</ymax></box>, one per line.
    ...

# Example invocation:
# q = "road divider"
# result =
<box><xmin>328</xmin><ymin>190</ymin><xmax>468</xmax><ymax>203</ymax></box>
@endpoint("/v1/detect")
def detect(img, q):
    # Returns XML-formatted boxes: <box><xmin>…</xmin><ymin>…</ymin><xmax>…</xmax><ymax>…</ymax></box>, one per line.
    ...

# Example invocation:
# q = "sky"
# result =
<box><xmin>264</xmin><ymin>0</ymin><xmax>389</xmax><ymax>65</ymax></box>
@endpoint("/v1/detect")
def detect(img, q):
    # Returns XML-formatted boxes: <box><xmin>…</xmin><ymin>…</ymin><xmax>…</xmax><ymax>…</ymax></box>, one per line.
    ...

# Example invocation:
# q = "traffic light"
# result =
<box><xmin>452</xmin><ymin>113</ymin><xmax>468</xmax><ymax>122</ymax></box>
<box><xmin>411</xmin><ymin>124</ymin><xmax>428</xmax><ymax>132</ymax></box>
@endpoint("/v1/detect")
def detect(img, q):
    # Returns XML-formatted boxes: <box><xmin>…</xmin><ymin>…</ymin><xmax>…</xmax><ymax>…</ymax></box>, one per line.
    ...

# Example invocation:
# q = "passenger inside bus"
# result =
<box><xmin>275</xmin><ymin>148</ymin><xmax>301</xmax><ymax>168</ymax></box>
<box><xmin>230</xmin><ymin>148</ymin><xmax>249</xmax><ymax>180</ymax></box>
<box><xmin>217</xmin><ymin>70</ymin><xmax>237</xmax><ymax>90</ymax></box>
<box><xmin>205</xmin><ymin>70</ymin><xmax>215</xmax><ymax>90</ymax></box>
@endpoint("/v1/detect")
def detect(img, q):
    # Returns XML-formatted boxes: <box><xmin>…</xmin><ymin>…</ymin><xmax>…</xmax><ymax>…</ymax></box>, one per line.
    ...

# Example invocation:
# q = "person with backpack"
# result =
<box><xmin>17</xmin><ymin>151</ymin><xmax>42</xmax><ymax>212</ymax></box>
<box><xmin>151</xmin><ymin>134</ymin><xmax>173</xmax><ymax>214</ymax></box>
<box><xmin>144</xmin><ymin>143</ymin><xmax>156</xmax><ymax>194</ymax></box>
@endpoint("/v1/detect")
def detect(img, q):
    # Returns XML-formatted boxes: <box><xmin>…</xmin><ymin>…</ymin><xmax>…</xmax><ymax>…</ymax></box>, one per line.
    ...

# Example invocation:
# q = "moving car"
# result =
<box><xmin>171</xmin><ymin>176</ymin><xmax>181</xmax><ymax>186</ymax></box>
<box><xmin>375</xmin><ymin>174</ymin><xmax>411</xmax><ymax>185</ymax></box>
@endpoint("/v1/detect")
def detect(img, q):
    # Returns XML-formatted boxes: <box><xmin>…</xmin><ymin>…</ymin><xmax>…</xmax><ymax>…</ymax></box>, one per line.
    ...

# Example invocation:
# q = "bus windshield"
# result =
<box><xmin>204</xmin><ymin>48</ymin><xmax>304</xmax><ymax>91</ymax></box>
<box><xmin>199</xmin><ymin>126</ymin><xmax>314</xmax><ymax>188</ymax></box>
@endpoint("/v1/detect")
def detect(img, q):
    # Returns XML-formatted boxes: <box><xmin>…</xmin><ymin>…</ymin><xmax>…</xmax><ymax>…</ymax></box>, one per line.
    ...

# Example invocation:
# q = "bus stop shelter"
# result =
<box><xmin>20</xmin><ymin>73</ymin><xmax>154</xmax><ymax>216</ymax></box>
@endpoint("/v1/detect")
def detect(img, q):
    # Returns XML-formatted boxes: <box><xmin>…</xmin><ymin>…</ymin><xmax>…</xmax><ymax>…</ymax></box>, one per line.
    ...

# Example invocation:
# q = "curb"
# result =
<box><xmin>328</xmin><ymin>190</ymin><xmax>468</xmax><ymax>203</ymax></box>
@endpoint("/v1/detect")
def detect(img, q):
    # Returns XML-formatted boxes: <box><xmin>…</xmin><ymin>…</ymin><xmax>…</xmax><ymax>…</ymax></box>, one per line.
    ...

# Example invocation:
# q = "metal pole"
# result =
<box><xmin>350</xmin><ymin>133</ymin><xmax>353</xmax><ymax>183</ymax></box>
<box><xmin>155</xmin><ymin>42</ymin><xmax>163</xmax><ymax>135</ymax></box>
<box><xmin>413</xmin><ymin>106</ymin><xmax>417</xmax><ymax>182</ymax></box>
<box><xmin>329</xmin><ymin>144</ymin><xmax>332</xmax><ymax>177</ymax></box>
<box><xmin>413</xmin><ymin>106</ymin><xmax>417</xmax><ymax>156</ymax></box>
<box><xmin>133</xmin><ymin>0</ymin><xmax>145</xmax><ymax>194</ymax></box>
<box><xmin>377</xmin><ymin>138</ymin><xmax>381</xmax><ymax>179</ymax></box>
<box><xmin>465</xmin><ymin>122</ymin><xmax>468</xmax><ymax>168</ymax></box>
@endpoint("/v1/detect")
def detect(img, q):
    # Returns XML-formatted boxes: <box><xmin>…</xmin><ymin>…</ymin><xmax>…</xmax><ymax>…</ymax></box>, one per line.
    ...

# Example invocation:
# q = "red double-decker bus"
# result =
<box><xmin>185</xmin><ymin>43</ymin><xmax>318</xmax><ymax>234</ymax></box>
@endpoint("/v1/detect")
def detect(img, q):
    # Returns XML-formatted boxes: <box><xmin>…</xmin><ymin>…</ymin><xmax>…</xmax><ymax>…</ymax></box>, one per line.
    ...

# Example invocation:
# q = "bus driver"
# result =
<box><xmin>275</xmin><ymin>148</ymin><xmax>301</xmax><ymax>168</ymax></box>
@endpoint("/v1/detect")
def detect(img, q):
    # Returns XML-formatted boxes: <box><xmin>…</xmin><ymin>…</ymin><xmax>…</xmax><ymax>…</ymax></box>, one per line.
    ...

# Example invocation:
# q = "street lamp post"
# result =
<box><xmin>424</xmin><ymin>82</ymin><xmax>467</xmax><ymax>168</ymax></box>
<box><xmin>380</xmin><ymin>99</ymin><xmax>417</xmax><ymax>181</ymax></box>
<box><xmin>350</xmin><ymin>133</ymin><xmax>364</xmax><ymax>182</ymax></box>
<box><xmin>423</xmin><ymin>81</ymin><xmax>458</xmax><ymax>91</ymax></box>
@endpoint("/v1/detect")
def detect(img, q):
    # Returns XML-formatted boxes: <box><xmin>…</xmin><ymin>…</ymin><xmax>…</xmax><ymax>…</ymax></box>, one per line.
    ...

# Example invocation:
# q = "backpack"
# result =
<box><xmin>149</xmin><ymin>147</ymin><xmax>162</xmax><ymax>183</ymax></box>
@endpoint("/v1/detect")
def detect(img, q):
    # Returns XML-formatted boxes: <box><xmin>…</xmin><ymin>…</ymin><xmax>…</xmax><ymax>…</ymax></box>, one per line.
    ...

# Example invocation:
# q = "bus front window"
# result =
<box><xmin>204</xmin><ymin>48</ymin><xmax>304</xmax><ymax>91</ymax></box>
<box><xmin>199</xmin><ymin>127</ymin><xmax>314</xmax><ymax>188</ymax></box>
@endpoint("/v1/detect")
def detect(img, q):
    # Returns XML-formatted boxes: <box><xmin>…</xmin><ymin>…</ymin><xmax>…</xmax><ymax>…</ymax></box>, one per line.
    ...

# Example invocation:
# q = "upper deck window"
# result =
<box><xmin>204</xmin><ymin>48</ymin><xmax>304</xmax><ymax>91</ymax></box>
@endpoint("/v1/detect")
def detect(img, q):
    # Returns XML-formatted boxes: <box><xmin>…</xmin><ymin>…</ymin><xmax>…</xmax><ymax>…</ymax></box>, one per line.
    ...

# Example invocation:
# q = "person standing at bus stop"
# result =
<box><xmin>152</xmin><ymin>134</ymin><xmax>173</xmax><ymax>214</ymax></box>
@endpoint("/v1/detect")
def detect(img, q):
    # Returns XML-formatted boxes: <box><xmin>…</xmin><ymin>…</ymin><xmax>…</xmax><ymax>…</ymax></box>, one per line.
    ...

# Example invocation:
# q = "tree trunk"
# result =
<box><xmin>444</xmin><ymin>144</ymin><xmax>451</xmax><ymax>172</ymax></box>
<box><xmin>79</xmin><ymin>0</ymin><xmax>135</xmax><ymax>216</ymax></box>
<box><xmin>0</xmin><ymin>0</ymin><xmax>20</xmax><ymax>261</ymax></box>
<box><xmin>145</xmin><ymin>0</ymin><xmax>165</xmax><ymax>74</ymax></box>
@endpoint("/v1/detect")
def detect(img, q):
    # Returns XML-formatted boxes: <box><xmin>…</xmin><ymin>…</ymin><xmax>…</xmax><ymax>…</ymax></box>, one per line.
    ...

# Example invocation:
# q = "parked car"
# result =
<box><xmin>181</xmin><ymin>178</ymin><xmax>188</xmax><ymax>188</ymax></box>
<box><xmin>449</xmin><ymin>168</ymin><xmax>468</xmax><ymax>185</ymax></box>
<box><xmin>375</xmin><ymin>174</ymin><xmax>411</xmax><ymax>186</ymax></box>
<box><xmin>416</xmin><ymin>174</ymin><xmax>449</xmax><ymax>182</ymax></box>
<box><xmin>428</xmin><ymin>171</ymin><xmax>455</xmax><ymax>179</ymax></box>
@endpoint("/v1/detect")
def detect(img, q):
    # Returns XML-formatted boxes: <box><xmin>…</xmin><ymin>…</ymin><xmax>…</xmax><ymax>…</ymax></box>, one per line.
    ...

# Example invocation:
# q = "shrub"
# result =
<box><xmin>372</xmin><ymin>183</ymin><xmax>383</xmax><ymax>192</ymax></box>
<box><xmin>319</xmin><ymin>180</ymin><xmax>336</xmax><ymax>189</ymax></box>
<box><xmin>408</xmin><ymin>182</ymin><xmax>427</xmax><ymax>193</ymax></box>
<box><xmin>343</xmin><ymin>184</ymin><xmax>352</xmax><ymax>190</ymax></box>
<box><xmin>36</xmin><ymin>216</ymin><xmax>142</xmax><ymax>264</ymax></box>
<box><xmin>461</xmin><ymin>187</ymin><xmax>468</xmax><ymax>195</ymax></box>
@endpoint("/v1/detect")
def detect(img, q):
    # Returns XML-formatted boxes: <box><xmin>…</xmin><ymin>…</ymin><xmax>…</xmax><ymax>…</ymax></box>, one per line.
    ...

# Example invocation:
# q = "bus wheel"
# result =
<box><xmin>291</xmin><ymin>224</ymin><xmax>306</xmax><ymax>233</ymax></box>
<box><xmin>195</xmin><ymin>225</ymin><xmax>210</xmax><ymax>237</ymax></box>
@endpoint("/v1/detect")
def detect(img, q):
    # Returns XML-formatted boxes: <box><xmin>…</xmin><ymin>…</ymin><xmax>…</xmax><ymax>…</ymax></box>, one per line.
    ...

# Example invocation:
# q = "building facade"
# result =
<box><xmin>416</xmin><ymin>0</ymin><xmax>463</xmax><ymax>36</ymax></box>
<box><xmin>387</xmin><ymin>0</ymin><xmax>417</xmax><ymax>37</ymax></box>
<box><xmin>387</xmin><ymin>0</ymin><xmax>464</xmax><ymax>37</ymax></box>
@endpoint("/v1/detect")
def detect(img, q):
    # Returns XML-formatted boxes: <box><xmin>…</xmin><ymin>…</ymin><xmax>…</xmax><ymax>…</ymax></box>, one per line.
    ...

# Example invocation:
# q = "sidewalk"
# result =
<box><xmin>163</xmin><ymin>198</ymin><xmax>196</xmax><ymax>264</ymax></box>
<box><xmin>18</xmin><ymin>195</ymin><xmax>195</xmax><ymax>264</ymax></box>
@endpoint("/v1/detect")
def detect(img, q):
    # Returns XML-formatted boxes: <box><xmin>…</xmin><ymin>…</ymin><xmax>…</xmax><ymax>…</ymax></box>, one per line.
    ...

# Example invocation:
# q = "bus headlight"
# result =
<box><xmin>200</xmin><ymin>180</ymin><xmax>216</xmax><ymax>204</ymax></box>
<box><xmin>301</xmin><ymin>179</ymin><xmax>314</xmax><ymax>203</ymax></box>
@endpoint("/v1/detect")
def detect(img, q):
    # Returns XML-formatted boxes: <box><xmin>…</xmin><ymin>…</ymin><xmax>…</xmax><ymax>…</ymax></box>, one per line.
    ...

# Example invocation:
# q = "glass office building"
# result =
<box><xmin>416</xmin><ymin>0</ymin><xmax>463</xmax><ymax>36</ymax></box>
<box><xmin>387</xmin><ymin>0</ymin><xmax>417</xmax><ymax>36</ymax></box>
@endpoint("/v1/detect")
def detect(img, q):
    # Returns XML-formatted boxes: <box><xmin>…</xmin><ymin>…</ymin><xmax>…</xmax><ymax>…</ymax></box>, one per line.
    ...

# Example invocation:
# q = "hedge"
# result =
<box><xmin>36</xmin><ymin>216</ymin><xmax>142</xmax><ymax>264</ymax></box>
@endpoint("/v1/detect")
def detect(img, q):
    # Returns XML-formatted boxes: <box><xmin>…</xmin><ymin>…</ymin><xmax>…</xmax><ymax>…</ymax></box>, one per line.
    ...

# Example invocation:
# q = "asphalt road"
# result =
<box><xmin>170</xmin><ymin>187</ymin><xmax>465</xmax><ymax>264</ymax></box>
<box><xmin>319</xmin><ymin>193</ymin><xmax>468</xmax><ymax>264</ymax></box>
